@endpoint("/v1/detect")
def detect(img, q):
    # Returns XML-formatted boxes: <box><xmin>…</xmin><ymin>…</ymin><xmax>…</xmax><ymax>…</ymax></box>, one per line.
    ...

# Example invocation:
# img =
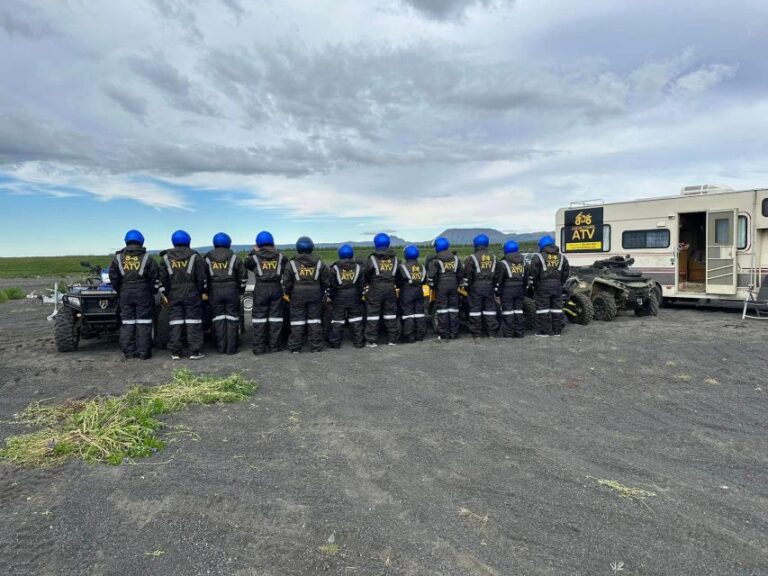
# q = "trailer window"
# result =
<box><xmin>763</xmin><ymin>198</ymin><xmax>768</xmax><ymax>217</ymax></box>
<box><xmin>560</xmin><ymin>225</ymin><xmax>610</xmax><ymax>252</ymax></box>
<box><xmin>737</xmin><ymin>215</ymin><xmax>748</xmax><ymax>250</ymax></box>
<box><xmin>622</xmin><ymin>229</ymin><xmax>670</xmax><ymax>249</ymax></box>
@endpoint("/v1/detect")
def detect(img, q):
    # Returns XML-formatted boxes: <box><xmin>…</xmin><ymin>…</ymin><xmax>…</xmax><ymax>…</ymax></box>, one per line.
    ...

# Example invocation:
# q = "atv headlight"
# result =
<box><xmin>579</xmin><ymin>281</ymin><xmax>588</xmax><ymax>289</ymax></box>
<box><xmin>101</xmin><ymin>271</ymin><xmax>110</xmax><ymax>284</ymax></box>
<box><xmin>67</xmin><ymin>296</ymin><xmax>81</xmax><ymax>307</ymax></box>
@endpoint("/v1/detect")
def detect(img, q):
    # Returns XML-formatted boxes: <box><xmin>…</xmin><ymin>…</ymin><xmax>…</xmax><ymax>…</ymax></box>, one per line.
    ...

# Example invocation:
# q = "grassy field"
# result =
<box><xmin>0</xmin><ymin>243</ymin><xmax>538</xmax><ymax>278</ymax></box>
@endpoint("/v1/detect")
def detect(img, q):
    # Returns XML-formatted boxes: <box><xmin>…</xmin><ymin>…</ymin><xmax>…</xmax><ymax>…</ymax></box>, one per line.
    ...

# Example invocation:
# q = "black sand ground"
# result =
<box><xmin>0</xmin><ymin>285</ymin><xmax>766</xmax><ymax>576</ymax></box>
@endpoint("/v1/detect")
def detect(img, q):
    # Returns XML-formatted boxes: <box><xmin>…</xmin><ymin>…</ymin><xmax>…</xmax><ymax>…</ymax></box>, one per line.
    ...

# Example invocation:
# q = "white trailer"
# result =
<box><xmin>555</xmin><ymin>185</ymin><xmax>768</xmax><ymax>304</ymax></box>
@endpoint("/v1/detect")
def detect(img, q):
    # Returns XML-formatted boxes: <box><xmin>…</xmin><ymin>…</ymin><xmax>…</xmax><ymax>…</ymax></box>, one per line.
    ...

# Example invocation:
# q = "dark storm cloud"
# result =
<box><xmin>146</xmin><ymin>0</ymin><xmax>204</xmax><ymax>43</ymax></box>
<box><xmin>128</xmin><ymin>53</ymin><xmax>219</xmax><ymax>116</ymax></box>
<box><xmin>400</xmin><ymin>0</ymin><xmax>514</xmax><ymax>21</ymax></box>
<box><xmin>103</xmin><ymin>85</ymin><xmax>149</xmax><ymax>119</ymax></box>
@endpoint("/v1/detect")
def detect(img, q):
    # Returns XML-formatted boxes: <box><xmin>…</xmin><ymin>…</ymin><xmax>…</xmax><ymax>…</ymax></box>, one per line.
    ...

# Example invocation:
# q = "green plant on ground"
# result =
<box><xmin>0</xmin><ymin>292</ymin><xmax>7</xmax><ymax>304</ymax></box>
<box><xmin>587</xmin><ymin>476</ymin><xmax>657</xmax><ymax>501</ymax></box>
<box><xmin>0</xmin><ymin>370</ymin><xmax>256</xmax><ymax>467</ymax></box>
<box><xmin>1</xmin><ymin>287</ymin><xmax>26</xmax><ymax>300</ymax></box>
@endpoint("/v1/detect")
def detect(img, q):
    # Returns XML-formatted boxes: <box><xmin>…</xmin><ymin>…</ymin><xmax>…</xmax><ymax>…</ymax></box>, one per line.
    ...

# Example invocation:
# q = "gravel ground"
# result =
<box><xmin>0</xmin><ymin>279</ymin><xmax>766</xmax><ymax>576</ymax></box>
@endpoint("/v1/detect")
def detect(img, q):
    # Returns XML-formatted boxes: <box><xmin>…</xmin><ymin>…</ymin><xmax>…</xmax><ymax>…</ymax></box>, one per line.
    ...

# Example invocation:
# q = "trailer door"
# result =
<box><xmin>706</xmin><ymin>209</ymin><xmax>738</xmax><ymax>295</ymax></box>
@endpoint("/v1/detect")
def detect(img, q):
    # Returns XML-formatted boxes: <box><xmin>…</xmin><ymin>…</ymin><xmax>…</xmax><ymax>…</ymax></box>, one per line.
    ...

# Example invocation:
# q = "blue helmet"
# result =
<box><xmin>473</xmin><ymin>234</ymin><xmax>490</xmax><ymax>248</ymax></box>
<box><xmin>213</xmin><ymin>232</ymin><xmax>231</xmax><ymax>249</ymax></box>
<box><xmin>256</xmin><ymin>231</ymin><xmax>274</xmax><ymax>247</ymax></box>
<box><xmin>538</xmin><ymin>235</ymin><xmax>556</xmax><ymax>251</ymax></box>
<box><xmin>403</xmin><ymin>245</ymin><xmax>420</xmax><ymax>260</ymax></box>
<box><xmin>296</xmin><ymin>236</ymin><xmax>314</xmax><ymax>254</ymax></box>
<box><xmin>373</xmin><ymin>232</ymin><xmax>391</xmax><ymax>249</ymax></box>
<box><xmin>338</xmin><ymin>244</ymin><xmax>354</xmax><ymax>259</ymax></box>
<box><xmin>172</xmin><ymin>229</ymin><xmax>191</xmax><ymax>246</ymax></box>
<box><xmin>434</xmin><ymin>237</ymin><xmax>450</xmax><ymax>253</ymax></box>
<box><xmin>124</xmin><ymin>229</ymin><xmax>144</xmax><ymax>246</ymax></box>
<box><xmin>503</xmin><ymin>240</ymin><xmax>519</xmax><ymax>254</ymax></box>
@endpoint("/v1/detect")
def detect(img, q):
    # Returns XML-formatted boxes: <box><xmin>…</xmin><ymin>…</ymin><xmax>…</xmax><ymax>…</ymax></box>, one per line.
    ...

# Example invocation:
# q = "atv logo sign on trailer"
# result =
<box><xmin>564</xmin><ymin>207</ymin><xmax>604</xmax><ymax>252</ymax></box>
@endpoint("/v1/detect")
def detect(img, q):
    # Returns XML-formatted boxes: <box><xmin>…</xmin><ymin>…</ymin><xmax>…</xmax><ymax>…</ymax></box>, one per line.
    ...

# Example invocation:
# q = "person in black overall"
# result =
<box><xmin>495</xmin><ymin>240</ymin><xmax>528</xmax><ymax>338</ymax></box>
<box><xmin>159</xmin><ymin>230</ymin><xmax>207</xmax><ymax>359</ymax></box>
<box><xmin>464</xmin><ymin>233</ymin><xmax>499</xmax><ymax>338</ymax></box>
<box><xmin>327</xmin><ymin>244</ymin><xmax>365</xmax><ymax>349</ymax></box>
<box><xmin>427</xmin><ymin>237</ymin><xmax>463</xmax><ymax>340</ymax></box>
<box><xmin>245</xmin><ymin>231</ymin><xmax>286</xmax><ymax>355</ymax></box>
<box><xmin>397</xmin><ymin>245</ymin><xmax>427</xmax><ymax>343</ymax></box>
<box><xmin>283</xmin><ymin>236</ymin><xmax>328</xmax><ymax>353</ymax></box>
<box><xmin>364</xmin><ymin>233</ymin><xmax>400</xmax><ymax>347</ymax></box>
<box><xmin>108</xmin><ymin>229</ymin><xmax>161</xmax><ymax>359</ymax></box>
<box><xmin>205</xmin><ymin>232</ymin><xmax>247</xmax><ymax>354</ymax></box>
<box><xmin>530</xmin><ymin>235</ymin><xmax>570</xmax><ymax>337</ymax></box>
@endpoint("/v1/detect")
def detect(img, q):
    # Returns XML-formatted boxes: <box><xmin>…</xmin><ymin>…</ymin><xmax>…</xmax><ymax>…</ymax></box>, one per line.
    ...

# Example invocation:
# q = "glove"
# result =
<box><xmin>282</xmin><ymin>294</ymin><xmax>291</xmax><ymax>303</ymax></box>
<box><xmin>161</xmin><ymin>294</ymin><xmax>169</xmax><ymax>307</ymax></box>
<box><xmin>458</xmin><ymin>286</ymin><xmax>469</xmax><ymax>297</ymax></box>
<box><xmin>201</xmin><ymin>293</ymin><xmax>209</xmax><ymax>301</ymax></box>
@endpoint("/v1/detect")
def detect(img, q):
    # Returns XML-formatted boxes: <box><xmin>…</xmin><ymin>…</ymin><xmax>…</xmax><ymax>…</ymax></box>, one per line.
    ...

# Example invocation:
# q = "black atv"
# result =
<box><xmin>523</xmin><ymin>277</ymin><xmax>594</xmax><ymax>330</ymax></box>
<box><xmin>52</xmin><ymin>262</ymin><xmax>121</xmax><ymax>352</ymax></box>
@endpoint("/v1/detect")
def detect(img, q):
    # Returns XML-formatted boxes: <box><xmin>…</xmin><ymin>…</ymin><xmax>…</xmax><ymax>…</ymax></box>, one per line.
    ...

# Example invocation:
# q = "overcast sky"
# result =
<box><xmin>1</xmin><ymin>0</ymin><xmax>767</xmax><ymax>255</ymax></box>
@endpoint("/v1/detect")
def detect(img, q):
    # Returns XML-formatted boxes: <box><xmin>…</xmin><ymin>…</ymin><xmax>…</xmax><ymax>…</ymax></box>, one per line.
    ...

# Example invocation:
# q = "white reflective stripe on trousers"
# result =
<box><xmin>212</xmin><ymin>315</ymin><xmax>227</xmax><ymax>322</ymax></box>
<box><xmin>401</xmin><ymin>314</ymin><xmax>413</xmax><ymax>320</ymax></box>
<box><xmin>468</xmin><ymin>312</ymin><xmax>482</xmax><ymax>317</ymax></box>
<box><xmin>447</xmin><ymin>308</ymin><xmax>460</xmax><ymax>313</ymax></box>
<box><xmin>306</xmin><ymin>319</ymin><xmax>322</xmax><ymax>324</ymax></box>
<box><xmin>169</xmin><ymin>320</ymin><xmax>185</xmax><ymax>325</ymax></box>
<box><xmin>185</xmin><ymin>319</ymin><xmax>203</xmax><ymax>324</ymax></box>
<box><xmin>347</xmin><ymin>316</ymin><xmax>363</xmax><ymax>323</ymax></box>
<box><xmin>252</xmin><ymin>318</ymin><xmax>268</xmax><ymax>323</ymax></box>
<box><xmin>268</xmin><ymin>317</ymin><xmax>283</xmax><ymax>322</ymax></box>
<box><xmin>501</xmin><ymin>310</ymin><xmax>524</xmax><ymax>315</ymax></box>
<box><xmin>383</xmin><ymin>315</ymin><xmax>397</xmax><ymax>320</ymax></box>
<box><xmin>366</xmin><ymin>316</ymin><xmax>380</xmax><ymax>321</ymax></box>
<box><xmin>122</xmin><ymin>319</ymin><xmax>136</xmax><ymax>325</ymax></box>
<box><xmin>225</xmin><ymin>315</ymin><xmax>239</xmax><ymax>321</ymax></box>
<box><xmin>413</xmin><ymin>313</ymin><xmax>425</xmax><ymax>318</ymax></box>
<box><xmin>536</xmin><ymin>309</ymin><xmax>551</xmax><ymax>314</ymax></box>
<box><xmin>482</xmin><ymin>311</ymin><xmax>496</xmax><ymax>315</ymax></box>
<box><xmin>550</xmin><ymin>309</ymin><xmax>564</xmax><ymax>314</ymax></box>
<box><xmin>290</xmin><ymin>320</ymin><xmax>306</xmax><ymax>326</ymax></box>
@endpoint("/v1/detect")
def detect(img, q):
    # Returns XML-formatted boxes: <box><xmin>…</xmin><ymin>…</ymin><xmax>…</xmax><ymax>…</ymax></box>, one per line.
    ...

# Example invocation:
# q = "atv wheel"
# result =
<box><xmin>566</xmin><ymin>292</ymin><xmax>594</xmax><ymax>325</ymax></box>
<box><xmin>154</xmin><ymin>306</ymin><xmax>171</xmax><ymax>349</ymax></box>
<box><xmin>635</xmin><ymin>292</ymin><xmax>659</xmax><ymax>317</ymax></box>
<box><xmin>653</xmin><ymin>285</ymin><xmax>665</xmax><ymax>308</ymax></box>
<box><xmin>523</xmin><ymin>297</ymin><xmax>536</xmax><ymax>331</ymax></box>
<box><xmin>54</xmin><ymin>307</ymin><xmax>80</xmax><ymax>352</ymax></box>
<box><xmin>592</xmin><ymin>292</ymin><xmax>618</xmax><ymax>321</ymax></box>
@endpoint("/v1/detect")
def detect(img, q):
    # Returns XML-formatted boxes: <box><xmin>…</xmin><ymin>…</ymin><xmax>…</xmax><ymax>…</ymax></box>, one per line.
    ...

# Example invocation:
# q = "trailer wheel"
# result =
<box><xmin>54</xmin><ymin>307</ymin><xmax>80</xmax><ymax>352</ymax></box>
<box><xmin>566</xmin><ymin>292</ymin><xmax>594</xmax><ymax>325</ymax></box>
<box><xmin>592</xmin><ymin>292</ymin><xmax>617</xmax><ymax>321</ymax></box>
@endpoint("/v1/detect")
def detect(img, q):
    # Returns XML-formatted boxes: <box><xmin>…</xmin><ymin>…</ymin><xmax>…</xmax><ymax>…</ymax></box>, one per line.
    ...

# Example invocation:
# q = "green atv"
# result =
<box><xmin>571</xmin><ymin>255</ymin><xmax>661</xmax><ymax>321</ymax></box>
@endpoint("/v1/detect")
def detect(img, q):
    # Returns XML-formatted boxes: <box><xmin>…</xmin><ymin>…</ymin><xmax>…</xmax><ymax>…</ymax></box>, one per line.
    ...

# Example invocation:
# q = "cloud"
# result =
<box><xmin>103</xmin><ymin>84</ymin><xmax>149</xmax><ymax>119</ymax></box>
<box><xmin>400</xmin><ymin>0</ymin><xmax>514</xmax><ymax>21</ymax></box>
<box><xmin>0</xmin><ymin>1</ymin><xmax>56</xmax><ymax>40</ymax></box>
<box><xmin>146</xmin><ymin>0</ymin><xmax>204</xmax><ymax>43</ymax></box>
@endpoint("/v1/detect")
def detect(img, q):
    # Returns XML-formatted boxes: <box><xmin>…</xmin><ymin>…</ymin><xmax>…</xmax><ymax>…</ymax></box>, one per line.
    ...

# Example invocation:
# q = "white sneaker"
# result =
<box><xmin>171</xmin><ymin>354</ymin><xmax>181</xmax><ymax>360</ymax></box>
<box><xmin>189</xmin><ymin>352</ymin><xmax>205</xmax><ymax>360</ymax></box>
<box><xmin>536</xmin><ymin>334</ymin><xmax>549</xmax><ymax>338</ymax></box>
<box><xmin>387</xmin><ymin>342</ymin><xmax>396</xmax><ymax>346</ymax></box>
<box><xmin>367</xmin><ymin>342</ymin><xmax>378</xmax><ymax>348</ymax></box>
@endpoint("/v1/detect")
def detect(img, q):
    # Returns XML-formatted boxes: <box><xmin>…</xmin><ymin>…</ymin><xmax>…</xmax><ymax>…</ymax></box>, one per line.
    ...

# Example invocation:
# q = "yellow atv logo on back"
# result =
<box><xmin>261</xmin><ymin>259</ymin><xmax>278</xmax><ymax>270</ymax></box>
<box><xmin>546</xmin><ymin>254</ymin><xmax>560</xmax><ymax>269</ymax></box>
<box><xmin>299</xmin><ymin>266</ymin><xmax>316</xmax><ymax>278</ymax></box>
<box><xmin>444</xmin><ymin>260</ymin><xmax>457</xmax><ymax>272</ymax></box>
<box><xmin>211</xmin><ymin>261</ymin><xmax>229</xmax><ymax>270</ymax></box>
<box><xmin>123</xmin><ymin>255</ymin><xmax>141</xmax><ymax>271</ymax></box>
<box><xmin>378</xmin><ymin>258</ymin><xmax>394</xmax><ymax>272</ymax></box>
<box><xmin>171</xmin><ymin>259</ymin><xmax>189</xmax><ymax>269</ymax></box>
<box><xmin>340</xmin><ymin>269</ymin><xmax>356</xmax><ymax>281</ymax></box>
<box><xmin>480</xmin><ymin>254</ymin><xmax>493</xmax><ymax>270</ymax></box>
<box><xmin>510</xmin><ymin>263</ymin><xmax>524</xmax><ymax>274</ymax></box>
<box><xmin>410</xmin><ymin>265</ymin><xmax>422</xmax><ymax>280</ymax></box>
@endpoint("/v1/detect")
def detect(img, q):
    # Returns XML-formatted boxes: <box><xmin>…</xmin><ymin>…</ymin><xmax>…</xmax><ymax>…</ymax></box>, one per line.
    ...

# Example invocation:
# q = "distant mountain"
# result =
<box><xmin>437</xmin><ymin>228</ymin><xmax>552</xmax><ymax>245</ymax></box>
<box><xmin>191</xmin><ymin>236</ymin><xmax>409</xmax><ymax>254</ymax></box>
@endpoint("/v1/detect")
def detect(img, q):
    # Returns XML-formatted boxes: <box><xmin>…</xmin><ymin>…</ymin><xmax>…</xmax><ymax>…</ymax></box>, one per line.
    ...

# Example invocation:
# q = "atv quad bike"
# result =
<box><xmin>571</xmin><ymin>255</ymin><xmax>661</xmax><ymax>321</ymax></box>
<box><xmin>522</xmin><ymin>276</ymin><xmax>594</xmax><ymax>330</ymax></box>
<box><xmin>51</xmin><ymin>262</ymin><xmax>122</xmax><ymax>352</ymax></box>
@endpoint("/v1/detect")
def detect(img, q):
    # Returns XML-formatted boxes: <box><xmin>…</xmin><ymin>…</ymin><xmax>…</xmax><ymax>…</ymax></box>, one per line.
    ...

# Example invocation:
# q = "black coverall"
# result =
<box><xmin>328</xmin><ymin>258</ymin><xmax>365</xmax><ymax>348</ymax></box>
<box><xmin>529</xmin><ymin>245</ymin><xmax>570</xmax><ymax>335</ymax></box>
<box><xmin>427</xmin><ymin>251</ymin><xmax>463</xmax><ymax>339</ymax></box>
<box><xmin>495</xmin><ymin>253</ymin><xmax>528</xmax><ymax>338</ymax></box>
<box><xmin>364</xmin><ymin>249</ymin><xmax>401</xmax><ymax>344</ymax></box>
<box><xmin>464</xmin><ymin>248</ymin><xmax>499</xmax><ymax>336</ymax></box>
<box><xmin>159</xmin><ymin>247</ymin><xmax>207</xmax><ymax>355</ymax></box>
<box><xmin>205</xmin><ymin>248</ymin><xmax>247</xmax><ymax>354</ymax></box>
<box><xmin>245</xmin><ymin>247</ymin><xmax>286</xmax><ymax>354</ymax></box>
<box><xmin>108</xmin><ymin>245</ymin><xmax>161</xmax><ymax>359</ymax></box>
<box><xmin>283</xmin><ymin>253</ymin><xmax>328</xmax><ymax>352</ymax></box>
<box><xmin>397</xmin><ymin>259</ymin><xmax>427</xmax><ymax>343</ymax></box>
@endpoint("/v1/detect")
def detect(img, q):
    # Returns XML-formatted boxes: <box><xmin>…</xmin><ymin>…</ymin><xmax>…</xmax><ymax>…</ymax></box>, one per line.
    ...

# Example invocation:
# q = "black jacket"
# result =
<box><xmin>495</xmin><ymin>253</ymin><xmax>528</xmax><ymax>295</ymax></box>
<box><xmin>108</xmin><ymin>245</ymin><xmax>160</xmax><ymax>294</ymax></box>
<box><xmin>529</xmin><ymin>245</ymin><xmax>569</xmax><ymax>288</ymax></box>
<box><xmin>464</xmin><ymin>248</ymin><xmax>497</xmax><ymax>286</ymax></box>
<box><xmin>282</xmin><ymin>253</ymin><xmax>329</xmax><ymax>295</ymax></box>
<box><xmin>245</xmin><ymin>246</ymin><xmax>285</xmax><ymax>283</ymax></box>
<box><xmin>329</xmin><ymin>258</ymin><xmax>364</xmax><ymax>299</ymax></box>
<box><xmin>365</xmin><ymin>248</ymin><xmax>398</xmax><ymax>285</ymax></box>
<box><xmin>205</xmin><ymin>247</ymin><xmax>247</xmax><ymax>293</ymax></box>
<box><xmin>159</xmin><ymin>246</ymin><xmax>207</xmax><ymax>299</ymax></box>
<box><xmin>426</xmin><ymin>250</ymin><xmax>463</xmax><ymax>287</ymax></box>
<box><xmin>397</xmin><ymin>258</ymin><xmax>426</xmax><ymax>287</ymax></box>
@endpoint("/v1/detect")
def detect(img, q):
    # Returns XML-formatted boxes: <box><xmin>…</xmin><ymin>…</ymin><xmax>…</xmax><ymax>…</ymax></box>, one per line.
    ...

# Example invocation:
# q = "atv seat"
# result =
<box><xmin>742</xmin><ymin>276</ymin><xmax>768</xmax><ymax>320</ymax></box>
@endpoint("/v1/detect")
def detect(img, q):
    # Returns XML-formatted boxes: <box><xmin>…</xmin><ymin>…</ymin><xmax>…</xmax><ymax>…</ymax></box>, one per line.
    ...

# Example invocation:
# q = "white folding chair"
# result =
<box><xmin>742</xmin><ymin>275</ymin><xmax>768</xmax><ymax>320</ymax></box>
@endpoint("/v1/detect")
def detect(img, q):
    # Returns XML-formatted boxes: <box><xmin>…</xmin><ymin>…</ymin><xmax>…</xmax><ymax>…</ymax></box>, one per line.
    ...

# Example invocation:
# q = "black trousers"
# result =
<box><xmin>500</xmin><ymin>291</ymin><xmax>525</xmax><ymax>337</ymax></box>
<box><xmin>287</xmin><ymin>287</ymin><xmax>323</xmax><ymax>352</ymax></box>
<box><xmin>328</xmin><ymin>288</ymin><xmax>364</xmax><ymax>348</ymax></box>
<box><xmin>251</xmin><ymin>282</ymin><xmax>284</xmax><ymax>353</ymax></box>
<box><xmin>535</xmin><ymin>284</ymin><xmax>564</xmax><ymax>335</ymax></box>
<box><xmin>467</xmin><ymin>282</ymin><xmax>499</xmax><ymax>336</ymax></box>
<box><xmin>435</xmin><ymin>283</ymin><xmax>459</xmax><ymax>338</ymax></box>
<box><xmin>400</xmin><ymin>285</ymin><xmax>426</xmax><ymax>343</ymax></box>
<box><xmin>169</xmin><ymin>295</ymin><xmax>203</xmax><ymax>354</ymax></box>
<box><xmin>119</xmin><ymin>284</ymin><xmax>154</xmax><ymax>359</ymax></box>
<box><xmin>210</xmin><ymin>283</ymin><xmax>241</xmax><ymax>354</ymax></box>
<box><xmin>365</xmin><ymin>283</ymin><xmax>400</xmax><ymax>344</ymax></box>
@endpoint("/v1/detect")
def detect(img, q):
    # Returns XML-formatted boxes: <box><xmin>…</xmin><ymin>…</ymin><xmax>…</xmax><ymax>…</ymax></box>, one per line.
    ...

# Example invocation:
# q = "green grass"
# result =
<box><xmin>0</xmin><ymin>370</ymin><xmax>256</xmax><ymax>467</ymax></box>
<box><xmin>0</xmin><ymin>256</ymin><xmax>114</xmax><ymax>278</ymax></box>
<box><xmin>0</xmin><ymin>287</ymin><xmax>26</xmax><ymax>301</ymax></box>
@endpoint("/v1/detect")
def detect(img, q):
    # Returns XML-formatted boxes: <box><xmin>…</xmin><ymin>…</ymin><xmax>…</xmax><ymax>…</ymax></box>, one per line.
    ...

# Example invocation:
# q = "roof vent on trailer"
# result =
<box><xmin>680</xmin><ymin>184</ymin><xmax>733</xmax><ymax>196</ymax></box>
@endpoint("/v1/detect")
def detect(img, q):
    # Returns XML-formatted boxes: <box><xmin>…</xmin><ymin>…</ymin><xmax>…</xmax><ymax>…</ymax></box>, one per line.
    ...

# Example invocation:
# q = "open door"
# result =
<box><xmin>705</xmin><ymin>209</ymin><xmax>738</xmax><ymax>295</ymax></box>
